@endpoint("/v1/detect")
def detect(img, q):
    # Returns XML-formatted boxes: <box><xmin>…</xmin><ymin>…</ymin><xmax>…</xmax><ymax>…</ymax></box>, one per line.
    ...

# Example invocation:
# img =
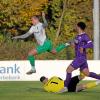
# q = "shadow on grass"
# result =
<box><xmin>26</xmin><ymin>87</ymin><xmax>46</xmax><ymax>93</ymax></box>
<box><xmin>59</xmin><ymin>90</ymin><xmax>100</xmax><ymax>96</ymax></box>
<box><xmin>26</xmin><ymin>87</ymin><xmax>100</xmax><ymax>96</ymax></box>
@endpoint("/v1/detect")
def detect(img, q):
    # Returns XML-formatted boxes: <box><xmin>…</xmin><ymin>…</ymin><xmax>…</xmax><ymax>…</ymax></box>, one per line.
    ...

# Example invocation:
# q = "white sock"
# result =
<box><xmin>31</xmin><ymin>67</ymin><xmax>36</xmax><ymax>71</ymax></box>
<box><xmin>65</xmin><ymin>43</ymin><xmax>70</xmax><ymax>47</ymax></box>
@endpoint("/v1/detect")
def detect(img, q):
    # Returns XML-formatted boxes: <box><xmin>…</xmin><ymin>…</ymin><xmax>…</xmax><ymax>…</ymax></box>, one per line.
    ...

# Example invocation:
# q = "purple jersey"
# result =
<box><xmin>75</xmin><ymin>33</ymin><xmax>93</xmax><ymax>58</ymax></box>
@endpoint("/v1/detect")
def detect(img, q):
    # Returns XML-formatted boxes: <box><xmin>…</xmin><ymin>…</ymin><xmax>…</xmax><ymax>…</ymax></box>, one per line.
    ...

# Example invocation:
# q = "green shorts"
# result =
<box><xmin>36</xmin><ymin>39</ymin><xmax>53</xmax><ymax>54</ymax></box>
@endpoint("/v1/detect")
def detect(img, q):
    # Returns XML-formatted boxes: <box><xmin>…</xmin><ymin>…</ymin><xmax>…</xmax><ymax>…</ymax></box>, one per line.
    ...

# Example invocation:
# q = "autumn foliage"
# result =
<box><xmin>0</xmin><ymin>0</ymin><xmax>93</xmax><ymax>60</ymax></box>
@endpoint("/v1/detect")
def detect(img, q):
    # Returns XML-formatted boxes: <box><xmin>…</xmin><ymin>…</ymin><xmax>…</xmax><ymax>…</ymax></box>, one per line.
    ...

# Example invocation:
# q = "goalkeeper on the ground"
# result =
<box><xmin>40</xmin><ymin>73</ymin><xmax>100</xmax><ymax>93</ymax></box>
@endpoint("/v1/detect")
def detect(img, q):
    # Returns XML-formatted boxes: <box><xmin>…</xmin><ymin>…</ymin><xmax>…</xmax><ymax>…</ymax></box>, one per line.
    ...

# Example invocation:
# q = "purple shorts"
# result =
<box><xmin>70</xmin><ymin>57</ymin><xmax>88</xmax><ymax>71</ymax></box>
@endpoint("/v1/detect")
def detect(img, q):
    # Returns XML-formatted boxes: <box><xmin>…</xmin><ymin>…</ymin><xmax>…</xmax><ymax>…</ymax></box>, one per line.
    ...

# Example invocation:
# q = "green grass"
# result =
<box><xmin>0</xmin><ymin>81</ymin><xmax>100</xmax><ymax>100</ymax></box>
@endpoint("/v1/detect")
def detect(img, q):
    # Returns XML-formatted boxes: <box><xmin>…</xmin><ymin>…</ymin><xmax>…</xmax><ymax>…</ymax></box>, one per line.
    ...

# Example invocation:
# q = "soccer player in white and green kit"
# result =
<box><xmin>12</xmin><ymin>12</ymin><xmax>69</xmax><ymax>75</ymax></box>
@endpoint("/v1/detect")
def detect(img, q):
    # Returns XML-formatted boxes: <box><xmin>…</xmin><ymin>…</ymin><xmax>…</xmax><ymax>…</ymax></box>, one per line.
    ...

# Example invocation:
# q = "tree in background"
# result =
<box><xmin>0</xmin><ymin>0</ymin><xmax>48</xmax><ymax>36</ymax></box>
<box><xmin>45</xmin><ymin>0</ymin><xmax>93</xmax><ymax>59</ymax></box>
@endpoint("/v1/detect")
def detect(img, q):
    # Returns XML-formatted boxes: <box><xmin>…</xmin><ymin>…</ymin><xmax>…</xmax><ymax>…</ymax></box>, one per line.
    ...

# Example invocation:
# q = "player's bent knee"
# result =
<box><xmin>66</xmin><ymin>66</ymin><xmax>74</xmax><ymax>73</ymax></box>
<box><xmin>51</xmin><ymin>49</ymin><xmax>57</xmax><ymax>54</ymax></box>
<box><xmin>83</xmin><ymin>72</ymin><xmax>89</xmax><ymax>76</ymax></box>
<box><xmin>28</xmin><ymin>50</ymin><xmax>37</xmax><ymax>56</ymax></box>
<box><xmin>82</xmin><ymin>68</ymin><xmax>90</xmax><ymax>76</ymax></box>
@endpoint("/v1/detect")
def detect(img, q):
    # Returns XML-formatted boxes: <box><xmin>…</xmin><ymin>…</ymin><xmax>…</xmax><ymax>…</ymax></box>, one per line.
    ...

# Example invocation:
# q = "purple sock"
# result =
<box><xmin>89</xmin><ymin>72</ymin><xmax>100</xmax><ymax>79</ymax></box>
<box><xmin>64</xmin><ymin>73</ymin><xmax>72</xmax><ymax>87</ymax></box>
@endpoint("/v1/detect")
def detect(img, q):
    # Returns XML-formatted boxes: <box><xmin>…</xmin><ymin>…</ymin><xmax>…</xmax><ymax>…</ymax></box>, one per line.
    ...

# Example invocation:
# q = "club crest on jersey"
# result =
<box><xmin>78</xmin><ymin>36</ymin><xmax>81</xmax><ymax>40</ymax></box>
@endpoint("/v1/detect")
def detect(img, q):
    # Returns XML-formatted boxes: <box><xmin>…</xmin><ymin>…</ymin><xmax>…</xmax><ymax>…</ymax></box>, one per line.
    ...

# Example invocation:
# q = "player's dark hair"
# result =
<box><xmin>32</xmin><ymin>15</ymin><xmax>40</xmax><ymax>20</ymax></box>
<box><xmin>77</xmin><ymin>22</ymin><xmax>86</xmax><ymax>30</ymax></box>
<box><xmin>40</xmin><ymin>76</ymin><xmax>46</xmax><ymax>82</ymax></box>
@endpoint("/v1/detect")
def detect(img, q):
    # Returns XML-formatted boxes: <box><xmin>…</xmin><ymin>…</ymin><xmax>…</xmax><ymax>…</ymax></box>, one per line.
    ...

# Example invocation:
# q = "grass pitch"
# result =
<box><xmin>0</xmin><ymin>81</ymin><xmax>100</xmax><ymax>100</ymax></box>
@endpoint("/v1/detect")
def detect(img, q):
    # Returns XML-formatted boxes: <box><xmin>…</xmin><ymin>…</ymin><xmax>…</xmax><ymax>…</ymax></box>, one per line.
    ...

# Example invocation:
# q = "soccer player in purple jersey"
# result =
<box><xmin>64</xmin><ymin>22</ymin><xmax>100</xmax><ymax>88</ymax></box>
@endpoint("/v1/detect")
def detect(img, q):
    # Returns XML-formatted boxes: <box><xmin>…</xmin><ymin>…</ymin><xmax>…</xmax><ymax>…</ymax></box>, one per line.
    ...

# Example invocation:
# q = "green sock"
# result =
<box><xmin>55</xmin><ymin>44</ymin><xmax>66</xmax><ymax>52</ymax></box>
<box><xmin>27</xmin><ymin>55</ymin><xmax>35</xmax><ymax>70</ymax></box>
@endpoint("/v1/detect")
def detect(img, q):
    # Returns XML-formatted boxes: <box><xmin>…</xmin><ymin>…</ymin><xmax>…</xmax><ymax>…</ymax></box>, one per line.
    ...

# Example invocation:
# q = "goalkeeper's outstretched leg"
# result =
<box><xmin>76</xmin><ymin>80</ymin><xmax>100</xmax><ymax>92</ymax></box>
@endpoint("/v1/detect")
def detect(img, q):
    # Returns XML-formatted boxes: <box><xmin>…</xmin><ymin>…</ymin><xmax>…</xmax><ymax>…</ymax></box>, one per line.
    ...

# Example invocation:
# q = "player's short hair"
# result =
<box><xmin>40</xmin><ymin>76</ymin><xmax>46</xmax><ymax>82</ymax></box>
<box><xmin>32</xmin><ymin>15</ymin><xmax>40</xmax><ymax>20</ymax></box>
<box><xmin>77</xmin><ymin>22</ymin><xmax>86</xmax><ymax>30</ymax></box>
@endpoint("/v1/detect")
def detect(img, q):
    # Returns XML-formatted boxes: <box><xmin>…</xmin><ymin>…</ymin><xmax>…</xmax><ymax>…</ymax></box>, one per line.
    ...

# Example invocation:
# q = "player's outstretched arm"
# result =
<box><xmin>42</xmin><ymin>12</ymin><xmax>48</xmax><ymax>28</ymax></box>
<box><xmin>12</xmin><ymin>26</ymin><xmax>35</xmax><ymax>40</ymax></box>
<box><xmin>12</xmin><ymin>32</ymin><xmax>32</xmax><ymax>39</ymax></box>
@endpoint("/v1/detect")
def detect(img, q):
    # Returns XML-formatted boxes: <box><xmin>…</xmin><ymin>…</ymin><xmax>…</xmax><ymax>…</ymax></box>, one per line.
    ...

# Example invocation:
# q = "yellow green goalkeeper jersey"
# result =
<box><xmin>43</xmin><ymin>76</ymin><xmax>64</xmax><ymax>93</ymax></box>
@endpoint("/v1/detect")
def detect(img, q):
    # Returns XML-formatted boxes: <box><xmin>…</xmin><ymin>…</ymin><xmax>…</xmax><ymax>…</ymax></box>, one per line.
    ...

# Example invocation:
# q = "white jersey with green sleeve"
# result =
<box><xmin>12</xmin><ymin>16</ymin><xmax>48</xmax><ymax>46</ymax></box>
<box><xmin>29</xmin><ymin>22</ymin><xmax>46</xmax><ymax>45</ymax></box>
